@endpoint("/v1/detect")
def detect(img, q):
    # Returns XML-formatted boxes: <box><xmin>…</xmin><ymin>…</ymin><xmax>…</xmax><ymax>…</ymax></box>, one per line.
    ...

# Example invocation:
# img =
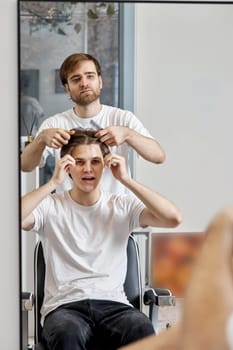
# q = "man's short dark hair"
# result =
<box><xmin>60</xmin><ymin>128</ymin><xmax>110</xmax><ymax>158</ymax></box>
<box><xmin>60</xmin><ymin>53</ymin><xmax>102</xmax><ymax>86</ymax></box>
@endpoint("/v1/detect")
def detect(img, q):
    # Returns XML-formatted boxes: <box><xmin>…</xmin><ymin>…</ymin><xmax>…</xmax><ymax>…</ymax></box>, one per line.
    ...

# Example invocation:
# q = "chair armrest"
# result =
<box><xmin>22</xmin><ymin>291</ymin><xmax>34</xmax><ymax>311</ymax></box>
<box><xmin>143</xmin><ymin>288</ymin><xmax>176</xmax><ymax>307</ymax></box>
<box><xmin>153</xmin><ymin>288</ymin><xmax>172</xmax><ymax>296</ymax></box>
<box><xmin>143</xmin><ymin>288</ymin><xmax>176</xmax><ymax>333</ymax></box>
<box><xmin>21</xmin><ymin>292</ymin><xmax>34</xmax><ymax>350</ymax></box>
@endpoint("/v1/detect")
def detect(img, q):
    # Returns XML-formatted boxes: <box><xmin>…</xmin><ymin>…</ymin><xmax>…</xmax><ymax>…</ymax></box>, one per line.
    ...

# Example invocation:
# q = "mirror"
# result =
<box><xmin>19</xmin><ymin>1</ymin><xmax>121</xmax><ymax>347</ymax></box>
<box><xmin>19</xmin><ymin>1</ymin><xmax>233</xmax><ymax>348</ymax></box>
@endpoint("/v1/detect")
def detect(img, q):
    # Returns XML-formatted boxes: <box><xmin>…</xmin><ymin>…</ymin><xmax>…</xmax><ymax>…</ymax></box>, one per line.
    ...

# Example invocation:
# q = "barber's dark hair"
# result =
<box><xmin>60</xmin><ymin>53</ymin><xmax>102</xmax><ymax>86</ymax></box>
<box><xmin>60</xmin><ymin>128</ymin><xmax>110</xmax><ymax>159</ymax></box>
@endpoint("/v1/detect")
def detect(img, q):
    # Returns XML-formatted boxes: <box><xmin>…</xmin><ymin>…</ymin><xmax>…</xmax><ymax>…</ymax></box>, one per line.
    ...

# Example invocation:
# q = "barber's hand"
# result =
<box><xmin>95</xmin><ymin>126</ymin><xmax>129</xmax><ymax>147</ymax></box>
<box><xmin>104</xmin><ymin>153</ymin><xmax>130</xmax><ymax>182</ymax></box>
<box><xmin>38</xmin><ymin>128</ymin><xmax>75</xmax><ymax>149</ymax></box>
<box><xmin>50</xmin><ymin>155</ymin><xmax>75</xmax><ymax>187</ymax></box>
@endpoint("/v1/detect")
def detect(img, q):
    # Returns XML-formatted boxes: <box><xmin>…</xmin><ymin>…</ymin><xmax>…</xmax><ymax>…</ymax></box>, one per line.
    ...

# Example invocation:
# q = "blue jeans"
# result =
<box><xmin>42</xmin><ymin>299</ymin><xmax>155</xmax><ymax>350</ymax></box>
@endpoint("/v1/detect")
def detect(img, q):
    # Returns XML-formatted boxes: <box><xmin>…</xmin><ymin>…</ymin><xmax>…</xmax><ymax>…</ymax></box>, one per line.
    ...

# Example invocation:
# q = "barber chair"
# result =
<box><xmin>22</xmin><ymin>234</ymin><xmax>175</xmax><ymax>349</ymax></box>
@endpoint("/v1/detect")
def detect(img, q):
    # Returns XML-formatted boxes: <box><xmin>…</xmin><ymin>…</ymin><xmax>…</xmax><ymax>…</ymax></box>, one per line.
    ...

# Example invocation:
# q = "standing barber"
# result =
<box><xmin>21</xmin><ymin>53</ymin><xmax>165</xmax><ymax>193</ymax></box>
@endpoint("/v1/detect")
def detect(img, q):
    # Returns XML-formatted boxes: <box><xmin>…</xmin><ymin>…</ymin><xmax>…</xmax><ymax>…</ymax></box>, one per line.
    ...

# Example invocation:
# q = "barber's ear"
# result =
<box><xmin>99</xmin><ymin>76</ymin><xmax>103</xmax><ymax>90</ymax></box>
<box><xmin>64</xmin><ymin>83</ymin><xmax>70</xmax><ymax>95</ymax></box>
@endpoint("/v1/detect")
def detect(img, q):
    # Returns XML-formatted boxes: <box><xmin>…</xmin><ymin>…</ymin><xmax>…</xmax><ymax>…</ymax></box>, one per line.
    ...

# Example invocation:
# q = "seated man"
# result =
<box><xmin>21</xmin><ymin>129</ymin><xmax>182</xmax><ymax>350</ymax></box>
<box><xmin>119</xmin><ymin>206</ymin><xmax>233</xmax><ymax>350</ymax></box>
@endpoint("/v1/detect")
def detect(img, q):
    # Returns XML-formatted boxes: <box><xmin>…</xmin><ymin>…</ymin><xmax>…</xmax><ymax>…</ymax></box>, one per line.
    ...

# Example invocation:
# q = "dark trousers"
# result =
<box><xmin>42</xmin><ymin>299</ymin><xmax>155</xmax><ymax>350</ymax></box>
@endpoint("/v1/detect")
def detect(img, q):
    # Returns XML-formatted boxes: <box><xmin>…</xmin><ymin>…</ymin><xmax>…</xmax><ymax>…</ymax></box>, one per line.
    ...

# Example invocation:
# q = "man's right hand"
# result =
<box><xmin>38</xmin><ymin>128</ymin><xmax>75</xmax><ymax>148</ymax></box>
<box><xmin>50</xmin><ymin>154</ymin><xmax>75</xmax><ymax>187</ymax></box>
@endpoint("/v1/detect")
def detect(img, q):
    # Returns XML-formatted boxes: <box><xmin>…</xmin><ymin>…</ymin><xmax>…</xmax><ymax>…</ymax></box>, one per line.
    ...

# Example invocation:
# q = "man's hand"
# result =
<box><xmin>104</xmin><ymin>153</ymin><xmax>130</xmax><ymax>183</ymax></box>
<box><xmin>21</xmin><ymin>128</ymin><xmax>75</xmax><ymax>172</ymax></box>
<box><xmin>50</xmin><ymin>155</ymin><xmax>75</xmax><ymax>187</ymax></box>
<box><xmin>95</xmin><ymin>126</ymin><xmax>129</xmax><ymax>147</ymax></box>
<box><xmin>38</xmin><ymin>128</ymin><xmax>75</xmax><ymax>149</ymax></box>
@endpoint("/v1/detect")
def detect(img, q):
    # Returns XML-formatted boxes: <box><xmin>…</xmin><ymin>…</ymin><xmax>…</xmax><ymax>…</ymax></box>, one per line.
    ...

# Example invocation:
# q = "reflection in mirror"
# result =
<box><xmin>19</xmin><ymin>1</ymin><xmax>233</xmax><ymax>349</ymax></box>
<box><xmin>19</xmin><ymin>2</ymin><xmax>120</xmax><ymax>348</ymax></box>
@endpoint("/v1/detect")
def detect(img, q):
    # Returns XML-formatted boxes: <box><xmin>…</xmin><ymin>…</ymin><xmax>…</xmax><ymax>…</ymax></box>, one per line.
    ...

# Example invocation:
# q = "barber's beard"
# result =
<box><xmin>70</xmin><ymin>89</ymin><xmax>101</xmax><ymax>106</ymax></box>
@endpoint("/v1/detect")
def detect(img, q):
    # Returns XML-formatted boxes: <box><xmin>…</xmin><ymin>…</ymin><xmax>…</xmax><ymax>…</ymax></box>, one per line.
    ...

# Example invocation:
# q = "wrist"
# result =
<box><xmin>36</xmin><ymin>131</ymin><xmax>47</xmax><ymax>149</ymax></box>
<box><xmin>120</xmin><ymin>174</ymin><xmax>134</xmax><ymax>187</ymax></box>
<box><xmin>125</xmin><ymin>128</ymin><xmax>135</xmax><ymax>143</ymax></box>
<box><xmin>47</xmin><ymin>178</ymin><xmax>59</xmax><ymax>192</ymax></box>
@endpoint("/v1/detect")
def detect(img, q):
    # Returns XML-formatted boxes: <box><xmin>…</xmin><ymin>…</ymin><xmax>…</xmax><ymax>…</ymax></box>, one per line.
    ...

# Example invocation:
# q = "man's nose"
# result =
<box><xmin>80</xmin><ymin>77</ymin><xmax>88</xmax><ymax>87</ymax></box>
<box><xmin>83</xmin><ymin>162</ymin><xmax>92</xmax><ymax>172</ymax></box>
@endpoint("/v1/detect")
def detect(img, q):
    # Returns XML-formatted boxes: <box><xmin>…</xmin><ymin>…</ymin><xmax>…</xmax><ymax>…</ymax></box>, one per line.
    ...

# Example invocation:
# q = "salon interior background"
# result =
<box><xmin>1</xmin><ymin>0</ymin><xmax>233</xmax><ymax>349</ymax></box>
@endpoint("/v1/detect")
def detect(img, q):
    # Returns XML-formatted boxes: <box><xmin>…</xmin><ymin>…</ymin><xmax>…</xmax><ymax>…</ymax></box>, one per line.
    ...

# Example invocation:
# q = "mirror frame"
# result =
<box><xmin>18</xmin><ymin>1</ymin><xmax>233</xmax><ymax>349</ymax></box>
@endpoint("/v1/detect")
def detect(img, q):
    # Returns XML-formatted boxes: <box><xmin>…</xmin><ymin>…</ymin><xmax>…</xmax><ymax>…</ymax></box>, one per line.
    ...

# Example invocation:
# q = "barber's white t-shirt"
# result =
<box><xmin>37</xmin><ymin>104</ymin><xmax>153</xmax><ymax>194</ymax></box>
<box><xmin>32</xmin><ymin>190</ymin><xmax>145</xmax><ymax>325</ymax></box>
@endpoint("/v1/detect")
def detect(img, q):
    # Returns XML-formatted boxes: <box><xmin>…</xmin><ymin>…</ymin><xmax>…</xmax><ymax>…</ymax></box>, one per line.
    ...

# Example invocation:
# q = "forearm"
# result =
<box><xmin>126</xmin><ymin>129</ymin><xmax>165</xmax><ymax>164</ymax></box>
<box><xmin>21</xmin><ymin>134</ymin><xmax>46</xmax><ymax>171</ymax></box>
<box><xmin>121</xmin><ymin>176</ymin><xmax>182</xmax><ymax>227</ymax></box>
<box><xmin>22</xmin><ymin>180</ymin><xmax>56</xmax><ymax>222</ymax></box>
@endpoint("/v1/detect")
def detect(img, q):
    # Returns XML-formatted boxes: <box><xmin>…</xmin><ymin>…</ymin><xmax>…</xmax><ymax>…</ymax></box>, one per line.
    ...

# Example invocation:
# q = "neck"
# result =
<box><xmin>69</xmin><ymin>187</ymin><xmax>101</xmax><ymax>206</ymax></box>
<box><xmin>74</xmin><ymin>100</ymin><xmax>102</xmax><ymax>118</ymax></box>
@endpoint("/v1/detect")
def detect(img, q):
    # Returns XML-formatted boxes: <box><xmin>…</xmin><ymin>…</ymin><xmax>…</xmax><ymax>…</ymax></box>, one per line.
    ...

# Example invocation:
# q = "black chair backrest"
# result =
<box><xmin>124</xmin><ymin>235</ymin><xmax>142</xmax><ymax>310</ymax></box>
<box><xmin>34</xmin><ymin>234</ymin><xmax>142</xmax><ymax>344</ymax></box>
<box><xmin>34</xmin><ymin>241</ymin><xmax>45</xmax><ymax>343</ymax></box>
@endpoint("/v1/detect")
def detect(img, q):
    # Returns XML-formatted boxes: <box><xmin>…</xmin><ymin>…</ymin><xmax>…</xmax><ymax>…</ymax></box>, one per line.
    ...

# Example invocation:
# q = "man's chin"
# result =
<box><xmin>80</xmin><ymin>183</ymin><xmax>98</xmax><ymax>192</ymax></box>
<box><xmin>72</xmin><ymin>93</ymin><xmax>100</xmax><ymax>106</ymax></box>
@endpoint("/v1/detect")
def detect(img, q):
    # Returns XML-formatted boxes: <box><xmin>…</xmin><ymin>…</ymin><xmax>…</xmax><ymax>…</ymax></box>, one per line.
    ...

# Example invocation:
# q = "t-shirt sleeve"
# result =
<box><xmin>125</xmin><ymin>111</ymin><xmax>154</xmax><ymax>139</ymax></box>
<box><xmin>118</xmin><ymin>194</ymin><xmax>146</xmax><ymax>231</ymax></box>
<box><xmin>32</xmin><ymin>195</ymin><xmax>52</xmax><ymax>235</ymax></box>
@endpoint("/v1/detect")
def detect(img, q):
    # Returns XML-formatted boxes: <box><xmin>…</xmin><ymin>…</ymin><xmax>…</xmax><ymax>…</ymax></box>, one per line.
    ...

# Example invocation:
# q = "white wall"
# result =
<box><xmin>0</xmin><ymin>0</ymin><xmax>19</xmax><ymax>349</ymax></box>
<box><xmin>135</xmin><ymin>3</ymin><xmax>233</xmax><ymax>231</ymax></box>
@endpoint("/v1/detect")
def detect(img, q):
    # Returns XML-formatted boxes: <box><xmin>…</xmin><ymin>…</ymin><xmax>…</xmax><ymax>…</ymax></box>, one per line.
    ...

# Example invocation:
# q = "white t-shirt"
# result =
<box><xmin>37</xmin><ymin>104</ymin><xmax>153</xmax><ymax>194</ymax></box>
<box><xmin>32</xmin><ymin>190</ymin><xmax>145</xmax><ymax>325</ymax></box>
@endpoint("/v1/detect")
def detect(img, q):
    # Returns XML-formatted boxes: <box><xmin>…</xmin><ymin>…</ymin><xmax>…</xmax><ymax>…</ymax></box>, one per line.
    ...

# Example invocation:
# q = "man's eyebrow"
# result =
<box><xmin>85</xmin><ymin>71</ymin><xmax>97</xmax><ymax>75</ymax></box>
<box><xmin>74</xmin><ymin>156</ymin><xmax>102</xmax><ymax>160</ymax></box>
<box><xmin>69</xmin><ymin>71</ymin><xmax>97</xmax><ymax>79</ymax></box>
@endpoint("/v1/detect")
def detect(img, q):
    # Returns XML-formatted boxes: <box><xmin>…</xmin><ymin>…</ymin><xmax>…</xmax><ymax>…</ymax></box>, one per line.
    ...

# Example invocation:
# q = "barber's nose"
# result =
<box><xmin>80</xmin><ymin>77</ymin><xmax>88</xmax><ymax>87</ymax></box>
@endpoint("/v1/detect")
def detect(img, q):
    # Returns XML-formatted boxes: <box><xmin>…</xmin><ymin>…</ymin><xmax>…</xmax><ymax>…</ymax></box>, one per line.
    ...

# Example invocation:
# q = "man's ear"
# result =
<box><xmin>99</xmin><ymin>76</ymin><xmax>103</xmax><ymax>90</ymax></box>
<box><xmin>64</xmin><ymin>83</ymin><xmax>70</xmax><ymax>95</ymax></box>
<box><xmin>104</xmin><ymin>153</ymin><xmax>112</xmax><ymax>168</ymax></box>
